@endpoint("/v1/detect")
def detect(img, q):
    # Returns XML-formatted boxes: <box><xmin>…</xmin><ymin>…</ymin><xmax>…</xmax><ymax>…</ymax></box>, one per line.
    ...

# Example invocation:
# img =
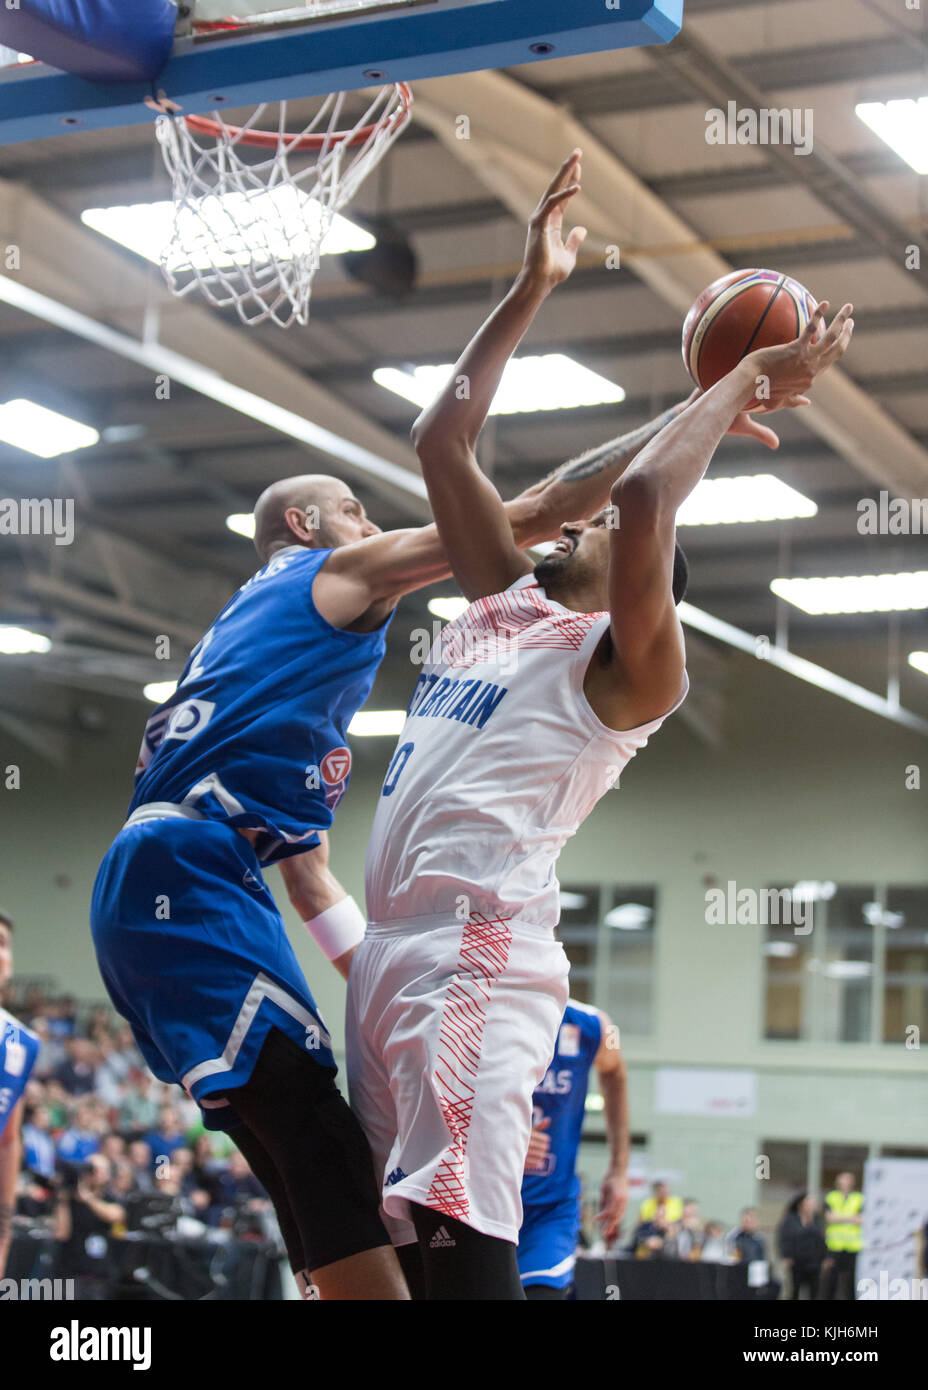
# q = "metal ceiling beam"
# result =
<box><xmin>547</xmin><ymin>35</ymin><xmax>924</xmax><ymax>116</ymax></box>
<box><xmin>647</xmin><ymin>26</ymin><xmax>928</xmax><ymax>287</ymax></box>
<box><xmin>410</xmin><ymin>68</ymin><xmax>928</xmax><ymax>500</ymax></box>
<box><xmin>25</xmin><ymin>574</ymin><xmax>205</xmax><ymax>649</ymax></box>
<box><xmin>0</xmin><ymin>177</ymin><xmax>434</xmax><ymax>518</ymax></box>
<box><xmin>681</xmin><ymin>602</ymin><xmax>928</xmax><ymax>738</ymax></box>
<box><xmin>649</xmin><ymin>149</ymin><xmax>913</xmax><ymax>201</ymax></box>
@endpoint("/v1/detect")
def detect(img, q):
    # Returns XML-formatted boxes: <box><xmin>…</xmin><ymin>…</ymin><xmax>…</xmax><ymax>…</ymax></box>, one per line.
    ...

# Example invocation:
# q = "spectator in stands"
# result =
<box><xmin>166</xmin><ymin>1146</ymin><xmax>214</xmax><ymax>1218</ymax></box>
<box><xmin>46</xmin><ymin>997</ymin><xmax>76</xmax><ymax>1043</ymax></box>
<box><xmin>215</xmin><ymin>1150</ymin><xmax>267</xmax><ymax>1206</ymax></box>
<box><xmin>26</xmin><ymin>1018</ymin><xmax>63</xmax><ymax>1079</ymax></box>
<box><xmin>126</xmin><ymin>1139</ymin><xmax>156</xmax><ymax>1194</ymax></box>
<box><xmin>117</xmin><ymin>1067</ymin><xmax>161</xmax><ymax>1135</ymax></box>
<box><xmin>701</xmin><ymin>1221</ymin><xmax>727</xmax><ymax>1262</ymax></box>
<box><xmin>779</xmin><ymin>1191</ymin><xmax>827</xmax><ymax>1300</ymax></box>
<box><xmin>57</xmin><ymin>1096</ymin><xmax>107</xmax><ymax>1167</ymax></box>
<box><xmin>21</xmin><ymin>1101</ymin><xmax>56</xmax><ymax>1180</ymax></box>
<box><xmin>638</xmin><ymin>1178</ymin><xmax>684</xmax><ymax>1225</ymax></box>
<box><xmin>726</xmin><ymin>1206</ymin><xmax>780</xmax><ymax>1298</ymax></box>
<box><xmin>675</xmin><ymin>1197</ymin><xmax>704</xmax><ymax>1260</ymax></box>
<box><xmin>53</xmin><ymin>1037</ymin><xmax>98</xmax><ymax>1097</ymax></box>
<box><xmin>187</xmin><ymin>1134</ymin><xmax>222</xmax><ymax>1211</ymax></box>
<box><xmin>143</xmin><ymin>1103</ymin><xmax>187</xmax><ymax>1169</ymax></box>
<box><xmin>630</xmin><ymin>1208</ymin><xmax>678</xmax><ymax>1259</ymax></box>
<box><xmin>100</xmin><ymin>1133</ymin><xmax>126</xmax><ymax>1166</ymax></box>
<box><xmin>726</xmin><ymin>1206</ymin><xmax>766</xmax><ymax>1264</ymax></box>
<box><xmin>53</xmin><ymin>1152</ymin><xmax>124</xmax><ymax>1299</ymax></box>
<box><xmin>42</xmin><ymin>1078</ymin><xmax>69</xmax><ymax>1130</ymax></box>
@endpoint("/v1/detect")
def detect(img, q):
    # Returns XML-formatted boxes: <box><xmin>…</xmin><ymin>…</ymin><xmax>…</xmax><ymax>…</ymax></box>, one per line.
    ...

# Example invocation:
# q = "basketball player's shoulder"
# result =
<box><xmin>564</xmin><ymin>998</ymin><xmax>605</xmax><ymax>1047</ymax></box>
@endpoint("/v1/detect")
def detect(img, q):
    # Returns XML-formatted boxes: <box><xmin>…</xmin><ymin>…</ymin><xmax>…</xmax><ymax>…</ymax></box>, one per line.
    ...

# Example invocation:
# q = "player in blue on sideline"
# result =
<box><xmin>0</xmin><ymin>910</ymin><xmax>42</xmax><ymax>1279</ymax></box>
<box><xmin>89</xmin><ymin>386</ymin><xmax>688</xmax><ymax>1299</ymax></box>
<box><xmin>519</xmin><ymin>1000</ymin><xmax>629</xmax><ymax>1299</ymax></box>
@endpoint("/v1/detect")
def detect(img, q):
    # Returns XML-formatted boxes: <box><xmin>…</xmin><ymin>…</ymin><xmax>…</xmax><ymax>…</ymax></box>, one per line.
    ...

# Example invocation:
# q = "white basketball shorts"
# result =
<box><xmin>346</xmin><ymin>910</ymin><xmax>570</xmax><ymax>1247</ymax></box>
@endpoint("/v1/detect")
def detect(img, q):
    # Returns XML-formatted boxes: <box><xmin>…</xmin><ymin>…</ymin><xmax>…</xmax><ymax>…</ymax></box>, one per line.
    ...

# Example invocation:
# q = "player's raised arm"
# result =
<box><xmin>589</xmin><ymin>302</ymin><xmax>855</xmax><ymax>730</ymax></box>
<box><xmin>410</xmin><ymin>151</ymin><xmax>588</xmax><ymax>601</ymax></box>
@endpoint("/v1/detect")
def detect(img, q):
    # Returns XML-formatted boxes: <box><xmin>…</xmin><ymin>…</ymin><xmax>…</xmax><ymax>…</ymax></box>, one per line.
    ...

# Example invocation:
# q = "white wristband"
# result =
<box><xmin>304</xmin><ymin>896</ymin><xmax>366</xmax><ymax>961</ymax></box>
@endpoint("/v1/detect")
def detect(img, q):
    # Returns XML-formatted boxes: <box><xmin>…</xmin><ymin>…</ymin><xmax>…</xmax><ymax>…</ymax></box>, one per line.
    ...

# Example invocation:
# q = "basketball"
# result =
<box><xmin>681</xmin><ymin>269</ymin><xmax>818</xmax><ymax>391</ymax></box>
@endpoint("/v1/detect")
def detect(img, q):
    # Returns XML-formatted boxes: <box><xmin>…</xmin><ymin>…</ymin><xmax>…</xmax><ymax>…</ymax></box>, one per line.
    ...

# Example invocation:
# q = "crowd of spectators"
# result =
<box><xmin>6</xmin><ymin>981</ymin><xmax>280</xmax><ymax>1292</ymax></box>
<box><xmin>581</xmin><ymin>1178</ymin><xmax>855</xmax><ymax>1299</ymax></box>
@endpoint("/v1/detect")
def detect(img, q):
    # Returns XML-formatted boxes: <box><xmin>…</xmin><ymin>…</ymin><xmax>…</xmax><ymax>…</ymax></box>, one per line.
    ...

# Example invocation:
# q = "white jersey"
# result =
<box><xmin>365</xmin><ymin>573</ymin><xmax>687</xmax><ymax>929</ymax></box>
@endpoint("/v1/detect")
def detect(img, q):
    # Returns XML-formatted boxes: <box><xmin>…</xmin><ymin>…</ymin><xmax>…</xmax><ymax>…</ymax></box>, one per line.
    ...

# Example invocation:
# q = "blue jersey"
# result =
<box><xmin>131</xmin><ymin>546</ymin><xmax>392</xmax><ymax>863</ymax></box>
<box><xmin>0</xmin><ymin>1009</ymin><xmax>41</xmax><ymax>1141</ymax></box>
<box><xmin>522</xmin><ymin>1000</ymin><xmax>602</xmax><ymax>1206</ymax></box>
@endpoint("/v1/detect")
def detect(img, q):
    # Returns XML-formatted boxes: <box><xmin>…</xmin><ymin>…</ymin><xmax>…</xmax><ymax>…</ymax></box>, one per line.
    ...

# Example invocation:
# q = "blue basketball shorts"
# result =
<box><xmin>517</xmin><ymin>1195</ymin><xmax>581</xmax><ymax>1289</ymax></box>
<box><xmin>90</xmin><ymin>815</ymin><xmax>334</xmax><ymax>1130</ymax></box>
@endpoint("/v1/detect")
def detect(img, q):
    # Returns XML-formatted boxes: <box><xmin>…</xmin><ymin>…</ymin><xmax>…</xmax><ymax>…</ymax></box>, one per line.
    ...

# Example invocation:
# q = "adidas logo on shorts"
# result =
<box><xmin>429</xmin><ymin>1225</ymin><xmax>456</xmax><ymax>1249</ymax></box>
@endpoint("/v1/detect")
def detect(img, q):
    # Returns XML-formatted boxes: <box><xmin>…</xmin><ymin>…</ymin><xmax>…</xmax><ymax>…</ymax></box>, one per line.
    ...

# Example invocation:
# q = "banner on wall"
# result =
<box><xmin>654</xmin><ymin>1068</ymin><xmax>757</xmax><ymax>1117</ymax></box>
<box><xmin>856</xmin><ymin>1158</ymin><xmax>928</xmax><ymax>1299</ymax></box>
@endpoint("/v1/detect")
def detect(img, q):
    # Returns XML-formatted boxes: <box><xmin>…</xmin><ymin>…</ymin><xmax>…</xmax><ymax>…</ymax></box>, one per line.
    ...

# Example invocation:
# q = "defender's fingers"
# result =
<box><xmin>565</xmin><ymin>225</ymin><xmax>588</xmax><ymax>255</ymax></box>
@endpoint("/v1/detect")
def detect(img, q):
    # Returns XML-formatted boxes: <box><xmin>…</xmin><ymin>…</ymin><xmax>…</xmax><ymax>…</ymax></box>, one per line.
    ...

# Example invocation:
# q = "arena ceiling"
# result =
<box><xmin>0</xmin><ymin>0</ymin><xmax>926</xmax><ymax>756</ymax></box>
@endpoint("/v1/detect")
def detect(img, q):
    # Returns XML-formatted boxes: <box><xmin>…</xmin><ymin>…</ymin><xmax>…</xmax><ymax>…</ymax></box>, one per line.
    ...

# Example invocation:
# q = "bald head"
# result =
<box><xmin>252</xmin><ymin>474</ymin><xmax>358</xmax><ymax>563</ymax></box>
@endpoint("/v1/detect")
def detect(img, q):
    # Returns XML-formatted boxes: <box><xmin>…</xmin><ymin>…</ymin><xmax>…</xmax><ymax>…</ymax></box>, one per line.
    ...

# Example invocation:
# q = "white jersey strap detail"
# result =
<box><xmin>124</xmin><ymin>801</ymin><xmax>207</xmax><ymax>827</ymax></box>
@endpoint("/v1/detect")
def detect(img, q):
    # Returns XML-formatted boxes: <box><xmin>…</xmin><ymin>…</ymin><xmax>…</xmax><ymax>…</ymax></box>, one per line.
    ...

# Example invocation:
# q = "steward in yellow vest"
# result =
<box><xmin>824</xmin><ymin>1187</ymin><xmax>864</xmax><ymax>1253</ymax></box>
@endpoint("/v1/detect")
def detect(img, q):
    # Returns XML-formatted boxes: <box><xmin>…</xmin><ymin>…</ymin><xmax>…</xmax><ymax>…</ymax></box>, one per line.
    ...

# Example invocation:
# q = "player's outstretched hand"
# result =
<box><xmin>520</xmin><ymin>149</ymin><xmax>588</xmax><ymax>292</ymax></box>
<box><xmin>742</xmin><ymin>301</ymin><xmax>855</xmax><ymax>413</ymax></box>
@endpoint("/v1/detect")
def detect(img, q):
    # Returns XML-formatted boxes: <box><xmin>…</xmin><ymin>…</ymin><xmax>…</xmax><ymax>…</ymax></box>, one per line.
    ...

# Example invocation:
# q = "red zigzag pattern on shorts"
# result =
<box><xmin>425</xmin><ymin>912</ymin><xmax>513</xmax><ymax>1223</ymax></box>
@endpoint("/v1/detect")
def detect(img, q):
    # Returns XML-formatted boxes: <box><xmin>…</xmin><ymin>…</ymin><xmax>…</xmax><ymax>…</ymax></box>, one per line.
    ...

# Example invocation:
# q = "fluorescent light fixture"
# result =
<box><xmin>0</xmin><ymin>625</ymin><xmax>51</xmax><ymax>654</ymax></box>
<box><xmin>81</xmin><ymin>196</ymin><xmax>375</xmax><ymax>272</ymax></box>
<box><xmin>101</xmin><ymin>424</ymin><xmax>147</xmax><ymax>444</ymax></box>
<box><xmin>677</xmin><ymin>475</ymin><xmax>817</xmax><ymax>526</ymax></box>
<box><xmin>0</xmin><ymin>399</ymin><xmax>98</xmax><ymax>458</ymax></box>
<box><xmin>909</xmin><ymin>652</ymin><xmax>928</xmax><ymax>677</ymax></box>
<box><xmin>143</xmin><ymin>680</ymin><xmax>177</xmax><ymax>703</ymax></box>
<box><xmin>584</xmin><ymin>1094</ymin><xmax>605</xmax><ymax>1113</ymax></box>
<box><xmin>374</xmin><ymin>355</ymin><xmax>625</xmax><ymax>416</ymax></box>
<box><xmin>347</xmin><ymin>709</ymin><xmax>406</xmax><ymax>736</ymax></box>
<box><xmin>559</xmin><ymin>891</ymin><xmax>589</xmax><ymax>911</ymax></box>
<box><xmin>856</xmin><ymin>97</ymin><xmax>928</xmax><ymax>175</ymax></box>
<box><xmin>428</xmin><ymin>596</ymin><xmax>469</xmax><ymax>622</ymax></box>
<box><xmin>226</xmin><ymin>513</ymin><xmax>256</xmax><ymax>539</ymax></box>
<box><xmin>792</xmin><ymin>880</ymin><xmax>836</xmax><ymax>904</ymax></box>
<box><xmin>763</xmin><ymin>941</ymin><xmax>798</xmax><ymax>958</ymax></box>
<box><xmin>863</xmin><ymin>902</ymin><xmax>905</xmax><ymax>930</ymax></box>
<box><xmin>604</xmin><ymin>902</ymin><xmax>653</xmax><ymax>931</ymax></box>
<box><xmin>771</xmin><ymin>572</ymin><xmax>928</xmax><ymax>615</ymax></box>
<box><xmin>821</xmin><ymin>960</ymin><xmax>872</xmax><ymax>981</ymax></box>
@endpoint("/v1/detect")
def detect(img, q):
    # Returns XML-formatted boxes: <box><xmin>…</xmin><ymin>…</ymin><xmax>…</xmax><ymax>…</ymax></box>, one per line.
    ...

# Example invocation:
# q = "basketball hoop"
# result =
<box><xmin>154</xmin><ymin>83</ymin><xmax>413</xmax><ymax>328</ymax></box>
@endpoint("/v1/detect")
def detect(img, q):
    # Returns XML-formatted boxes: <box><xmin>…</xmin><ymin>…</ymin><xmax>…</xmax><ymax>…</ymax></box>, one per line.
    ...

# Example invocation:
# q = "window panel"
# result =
<box><xmin>882</xmin><ymin>887</ymin><xmax>928</xmax><ymax>1046</ymax></box>
<box><xmin>601</xmin><ymin>886</ymin><xmax>657</xmax><ymax>1036</ymax></box>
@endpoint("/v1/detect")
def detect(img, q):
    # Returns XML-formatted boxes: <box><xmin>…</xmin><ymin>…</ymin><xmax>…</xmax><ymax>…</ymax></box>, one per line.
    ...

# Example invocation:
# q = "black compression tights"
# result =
<box><xmin>409</xmin><ymin>1204</ymin><xmax>526</xmax><ymax>1300</ymax></box>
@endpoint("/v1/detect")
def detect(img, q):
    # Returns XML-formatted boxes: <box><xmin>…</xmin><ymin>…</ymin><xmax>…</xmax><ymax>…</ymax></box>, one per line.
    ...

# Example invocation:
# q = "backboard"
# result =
<box><xmin>0</xmin><ymin>0</ymin><xmax>684</xmax><ymax>145</ymax></box>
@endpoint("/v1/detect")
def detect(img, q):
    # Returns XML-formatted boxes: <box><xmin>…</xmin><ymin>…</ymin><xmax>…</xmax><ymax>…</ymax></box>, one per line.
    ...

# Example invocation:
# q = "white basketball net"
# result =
<box><xmin>155</xmin><ymin>85</ymin><xmax>412</xmax><ymax>328</ymax></box>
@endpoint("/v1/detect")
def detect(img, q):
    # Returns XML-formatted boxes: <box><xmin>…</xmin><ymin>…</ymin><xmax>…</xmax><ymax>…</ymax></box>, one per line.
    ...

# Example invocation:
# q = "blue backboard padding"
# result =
<box><xmin>0</xmin><ymin>0</ymin><xmax>176</xmax><ymax>83</ymax></box>
<box><xmin>0</xmin><ymin>0</ymin><xmax>683</xmax><ymax>145</ymax></box>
